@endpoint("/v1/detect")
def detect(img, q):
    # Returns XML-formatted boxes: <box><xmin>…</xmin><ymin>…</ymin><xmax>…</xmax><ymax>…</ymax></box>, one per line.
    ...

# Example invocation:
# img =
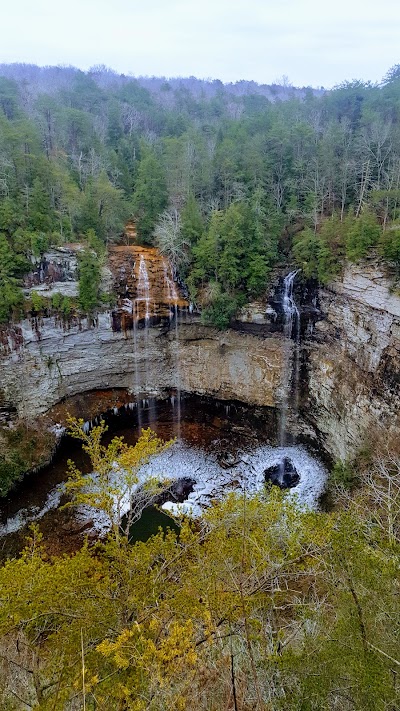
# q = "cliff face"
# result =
<box><xmin>305</xmin><ymin>263</ymin><xmax>400</xmax><ymax>461</ymax></box>
<box><xmin>1</xmin><ymin>246</ymin><xmax>400</xmax><ymax>466</ymax></box>
<box><xmin>0</xmin><ymin>317</ymin><xmax>286</xmax><ymax>420</ymax></box>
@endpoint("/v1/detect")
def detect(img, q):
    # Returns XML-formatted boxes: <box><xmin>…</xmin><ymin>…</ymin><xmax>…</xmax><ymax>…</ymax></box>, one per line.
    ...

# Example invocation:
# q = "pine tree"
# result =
<box><xmin>0</xmin><ymin>234</ymin><xmax>23</xmax><ymax>322</ymax></box>
<box><xmin>132</xmin><ymin>149</ymin><xmax>168</xmax><ymax>242</ymax></box>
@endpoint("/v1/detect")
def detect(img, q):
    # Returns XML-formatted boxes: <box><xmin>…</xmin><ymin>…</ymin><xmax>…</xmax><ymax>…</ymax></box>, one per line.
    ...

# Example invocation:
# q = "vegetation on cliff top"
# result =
<box><xmin>1</xmin><ymin>65</ymin><xmax>400</xmax><ymax>324</ymax></box>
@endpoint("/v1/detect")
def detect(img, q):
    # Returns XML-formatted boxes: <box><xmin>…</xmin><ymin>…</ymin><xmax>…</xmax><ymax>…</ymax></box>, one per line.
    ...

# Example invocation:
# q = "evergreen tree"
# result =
<box><xmin>0</xmin><ymin>234</ymin><xmax>23</xmax><ymax>322</ymax></box>
<box><xmin>78</xmin><ymin>247</ymin><xmax>101</xmax><ymax>313</ymax></box>
<box><xmin>28</xmin><ymin>177</ymin><xmax>53</xmax><ymax>232</ymax></box>
<box><xmin>132</xmin><ymin>149</ymin><xmax>168</xmax><ymax>242</ymax></box>
<box><xmin>346</xmin><ymin>210</ymin><xmax>382</xmax><ymax>262</ymax></box>
<box><xmin>219</xmin><ymin>202</ymin><xmax>246</xmax><ymax>289</ymax></box>
<box><xmin>180</xmin><ymin>193</ymin><xmax>203</xmax><ymax>246</ymax></box>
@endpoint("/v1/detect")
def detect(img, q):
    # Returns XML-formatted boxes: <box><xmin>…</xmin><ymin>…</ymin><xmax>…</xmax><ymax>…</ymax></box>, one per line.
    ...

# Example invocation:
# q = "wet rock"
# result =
<box><xmin>150</xmin><ymin>477</ymin><xmax>197</xmax><ymax>507</ymax></box>
<box><xmin>264</xmin><ymin>457</ymin><xmax>300</xmax><ymax>489</ymax></box>
<box><xmin>62</xmin><ymin>518</ymin><xmax>95</xmax><ymax>534</ymax></box>
<box><xmin>217</xmin><ymin>451</ymin><xmax>241</xmax><ymax>469</ymax></box>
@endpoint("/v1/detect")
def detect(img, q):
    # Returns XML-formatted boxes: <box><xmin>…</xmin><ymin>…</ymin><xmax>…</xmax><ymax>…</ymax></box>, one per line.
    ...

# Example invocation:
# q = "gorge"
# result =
<box><xmin>1</xmin><ymin>242</ymin><xmax>399</xmax><ymax>545</ymax></box>
<box><xmin>1</xmin><ymin>60</ymin><xmax>400</xmax><ymax>708</ymax></box>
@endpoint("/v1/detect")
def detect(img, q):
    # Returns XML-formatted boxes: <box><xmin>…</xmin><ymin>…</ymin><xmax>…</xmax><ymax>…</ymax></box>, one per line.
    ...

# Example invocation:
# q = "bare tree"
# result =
<box><xmin>154</xmin><ymin>207</ymin><xmax>190</xmax><ymax>270</ymax></box>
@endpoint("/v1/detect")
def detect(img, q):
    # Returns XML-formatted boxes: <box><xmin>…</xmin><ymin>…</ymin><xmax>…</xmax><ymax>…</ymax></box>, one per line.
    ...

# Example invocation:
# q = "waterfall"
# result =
<box><xmin>279</xmin><ymin>270</ymin><xmax>301</xmax><ymax>454</ymax></box>
<box><xmin>133</xmin><ymin>255</ymin><xmax>153</xmax><ymax>428</ymax></box>
<box><xmin>163</xmin><ymin>259</ymin><xmax>179</xmax><ymax>307</ymax></box>
<box><xmin>133</xmin><ymin>315</ymin><xmax>142</xmax><ymax>430</ymax></box>
<box><xmin>137</xmin><ymin>255</ymin><xmax>151</xmax><ymax>322</ymax></box>
<box><xmin>163</xmin><ymin>259</ymin><xmax>181</xmax><ymax>437</ymax></box>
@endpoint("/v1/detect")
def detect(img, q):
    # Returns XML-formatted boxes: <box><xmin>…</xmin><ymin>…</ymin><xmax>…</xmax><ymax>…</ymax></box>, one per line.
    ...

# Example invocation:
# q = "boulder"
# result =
<box><xmin>264</xmin><ymin>457</ymin><xmax>300</xmax><ymax>489</ymax></box>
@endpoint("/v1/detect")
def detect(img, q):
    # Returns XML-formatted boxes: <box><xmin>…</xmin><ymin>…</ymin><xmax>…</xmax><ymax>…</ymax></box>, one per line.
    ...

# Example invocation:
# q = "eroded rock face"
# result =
<box><xmin>2</xmin><ymin>251</ymin><xmax>400</xmax><ymax>467</ymax></box>
<box><xmin>0</xmin><ymin>317</ymin><xmax>288</xmax><ymax>418</ymax></box>
<box><xmin>23</xmin><ymin>245</ymin><xmax>83</xmax><ymax>298</ymax></box>
<box><xmin>305</xmin><ymin>262</ymin><xmax>400</xmax><ymax>461</ymax></box>
<box><xmin>108</xmin><ymin>245</ymin><xmax>188</xmax><ymax>325</ymax></box>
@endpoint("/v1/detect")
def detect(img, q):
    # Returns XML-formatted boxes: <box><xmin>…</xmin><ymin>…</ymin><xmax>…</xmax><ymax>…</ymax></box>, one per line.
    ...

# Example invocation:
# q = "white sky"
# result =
<box><xmin>2</xmin><ymin>0</ymin><xmax>400</xmax><ymax>87</ymax></box>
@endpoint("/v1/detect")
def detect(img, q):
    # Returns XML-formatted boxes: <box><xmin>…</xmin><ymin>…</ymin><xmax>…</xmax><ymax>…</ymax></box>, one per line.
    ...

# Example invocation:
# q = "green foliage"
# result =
<box><xmin>379</xmin><ymin>225</ymin><xmax>400</xmax><ymax>265</ymax></box>
<box><xmin>180</xmin><ymin>194</ymin><xmax>204</xmax><ymax>247</ymax></box>
<box><xmin>293</xmin><ymin>213</ymin><xmax>370</xmax><ymax>282</ymax></box>
<box><xmin>78</xmin><ymin>247</ymin><xmax>101</xmax><ymax>313</ymax></box>
<box><xmin>330</xmin><ymin>460</ymin><xmax>360</xmax><ymax>490</ymax></box>
<box><xmin>346</xmin><ymin>210</ymin><xmax>382</xmax><ymax>262</ymax></box>
<box><xmin>51</xmin><ymin>292</ymin><xmax>74</xmax><ymax>316</ymax></box>
<box><xmin>0</xmin><ymin>233</ymin><xmax>23</xmax><ymax>322</ymax></box>
<box><xmin>30</xmin><ymin>231</ymin><xmax>49</xmax><ymax>257</ymax></box>
<box><xmin>0</xmin><ymin>424</ymin><xmax>54</xmax><ymax>495</ymax></box>
<box><xmin>1</xmin><ymin>63</ymin><xmax>400</xmax><ymax>324</ymax></box>
<box><xmin>30</xmin><ymin>290</ymin><xmax>47</xmax><ymax>313</ymax></box>
<box><xmin>0</xmin><ymin>471</ymin><xmax>399</xmax><ymax>709</ymax></box>
<box><xmin>132</xmin><ymin>148</ymin><xmax>168</xmax><ymax>241</ymax></box>
<box><xmin>201</xmin><ymin>285</ymin><xmax>239</xmax><ymax>329</ymax></box>
<box><xmin>65</xmin><ymin>420</ymin><xmax>173</xmax><ymax>539</ymax></box>
<box><xmin>191</xmin><ymin>197</ymin><xmax>277</xmax><ymax>307</ymax></box>
<box><xmin>28</xmin><ymin>177</ymin><xmax>53</xmax><ymax>232</ymax></box>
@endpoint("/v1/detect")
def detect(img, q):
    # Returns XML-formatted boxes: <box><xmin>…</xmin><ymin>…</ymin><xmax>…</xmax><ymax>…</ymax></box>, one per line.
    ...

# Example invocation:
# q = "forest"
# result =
<box><xmin>0</xmin><ymin>63</ymin><xmax>400</xmax><ymax>326</ymax></box>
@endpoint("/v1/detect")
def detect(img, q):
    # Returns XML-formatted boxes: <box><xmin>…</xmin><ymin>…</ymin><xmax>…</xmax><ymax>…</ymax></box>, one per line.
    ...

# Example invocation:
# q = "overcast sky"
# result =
<box><xmin>2</xmin><ymin>0</ymin><xmax>400</xmax><ymax>87</ymax></box>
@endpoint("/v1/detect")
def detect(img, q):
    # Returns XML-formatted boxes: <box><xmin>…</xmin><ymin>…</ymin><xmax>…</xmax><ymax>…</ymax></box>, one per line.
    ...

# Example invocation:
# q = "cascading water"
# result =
<box><xmin>163</xmin><ymin>259</ymin><xmax>181</xmax><ymax>436</ymax></box>
<box><xmin>278</xmin><ymin>270</ymin><xmax>301</xmax><ymax>478</ymax></box>
<box><xmin>134</xmin><ymin>255</ymin><xmax>153</xmax><ymax>427</ymax></box>
<box><xmin>137</xmin><ymin>254</ymin><xmax>151</xmax><ymax>322</ymax></box>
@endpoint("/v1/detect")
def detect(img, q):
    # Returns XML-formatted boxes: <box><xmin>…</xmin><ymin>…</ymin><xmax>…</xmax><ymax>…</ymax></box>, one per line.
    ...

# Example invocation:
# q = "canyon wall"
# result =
<box><xmin>304</xmin><ymin>262</ymin><xmax>400</xmax><ymax>461</ymax></box>
<box><xmin>0</xmin><ymin>317</ymin><xmax>286</xmax><ymax>420</ymax></box>
<box><xmin>1</xmin><ymin>245</ymin><xmax>400</xmax><ymax>465</ymax></box>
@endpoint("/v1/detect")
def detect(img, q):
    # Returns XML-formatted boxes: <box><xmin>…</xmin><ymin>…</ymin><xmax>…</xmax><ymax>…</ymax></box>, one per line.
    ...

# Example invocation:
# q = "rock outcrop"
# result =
<box><xmin>1</xmin><ymin>245</ymin><xmax>400</xmax><ymax>467</ymax></box>
<box><xmin>0</xmin><ymin>317</ymin><xmax>287</xmax><ymax>419</ymax></box>
<box><xmin>108</xmin><ymin>245</ymin><xmax>188</xmax><ymax>325</ymax></box>
<box><xmin>305</xmin><ymin>262</ymin><xmax>400</xmax><ymax>461</ymax></box>
<box><xmin>23</xmin><ymin>245</ymin><xmax>84</xmax><ymax>298</ymax></box>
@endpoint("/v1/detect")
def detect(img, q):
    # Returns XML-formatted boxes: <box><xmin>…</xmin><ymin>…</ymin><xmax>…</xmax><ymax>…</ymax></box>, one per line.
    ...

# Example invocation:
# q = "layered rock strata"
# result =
<box><xmin>0</xmin><ymin>318</ymin><xmax>286</xmax><ymax>419</ymax></box>
<box><xmin>305</xmin><ymin>262</ymin><xmax>400</xmax><ymax>461</ymax></box>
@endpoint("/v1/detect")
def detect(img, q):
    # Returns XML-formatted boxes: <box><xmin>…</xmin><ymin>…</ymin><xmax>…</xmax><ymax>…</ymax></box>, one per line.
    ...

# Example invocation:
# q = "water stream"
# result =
<box><xmin>163</xmin><ymin>258</ymin><xmax>181</xmax><ymax>437</ymax></box>
<box><xmin>277</xmin><ymin>270</ymin><xmax>301</xmax><ymax>483</ymax></box>
<box><xmin>279</xmin><ymin>270</ymin><xmax>301</xmax><ymax>445</ymax></box>
<box><xmin>134</xmin><ymin>254</ymin><xmax>153</xmax><ymax>424</ymax></box>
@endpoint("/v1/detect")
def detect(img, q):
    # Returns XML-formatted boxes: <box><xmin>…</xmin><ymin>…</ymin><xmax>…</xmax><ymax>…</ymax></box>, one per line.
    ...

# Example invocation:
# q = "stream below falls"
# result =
<box><xmin>0</xmin><ymin>394</ymin><xmax>327</xmax><ymax>558</ymax></box>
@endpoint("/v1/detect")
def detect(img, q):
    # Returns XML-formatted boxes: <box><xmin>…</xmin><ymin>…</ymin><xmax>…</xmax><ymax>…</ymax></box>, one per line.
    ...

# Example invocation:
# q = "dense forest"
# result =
<box><xmin>1</xmin><ymin>62</ymin><xmax>400</xmax><ymax>326</ymax></box>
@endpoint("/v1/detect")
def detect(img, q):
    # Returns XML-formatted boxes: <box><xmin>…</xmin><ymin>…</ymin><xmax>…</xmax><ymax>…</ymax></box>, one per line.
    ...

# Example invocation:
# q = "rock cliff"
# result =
<box><xmin>0</xmin><ymin>316</ymin><xmax>287</xmax><ymax>420</ymax></box>
<box><xmin>1</xmin><ymin>247</ymin><xmax>400</xmax><ymax>467</ymax></box>
<box><xmin>305</xmin><ymin>262</ymin><xmax>400</xmax><ymax>461</ymax></box>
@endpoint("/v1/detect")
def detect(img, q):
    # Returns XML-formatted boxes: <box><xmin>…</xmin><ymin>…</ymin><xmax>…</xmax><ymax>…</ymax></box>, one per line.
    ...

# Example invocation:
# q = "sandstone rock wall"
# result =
<box><xmin>305</xmin><ymin>262</ymin><xmax>400</xmax><ymax>461</ymax></box>
<box><xmin>2</xmin><ymin>248</ymin><xmax>400</xmax><ymax>465</ymax></box>
<box><xmin>0</xmin><ymin>317</ymin><xmax>287</xmax><ymax>419</ymax></box>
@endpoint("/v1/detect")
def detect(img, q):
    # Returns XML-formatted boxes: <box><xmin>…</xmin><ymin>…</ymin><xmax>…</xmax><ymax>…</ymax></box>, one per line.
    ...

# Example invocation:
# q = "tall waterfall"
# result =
<box><xmin>163</xmin><ymin>259</ymin><xmax>181</xmax><ymax>437</ymax></box>
<box><xmin>133</xmin><ymin>255</ymin><xmax>153</xmax><ymax>427</ymax></box>
<box><xmin>136</xmin><ymin>255</ymin><xmax>151</xmax><ymax>322</ymax></box>
<box><xmin>279</xmin><ymin>270</ymin><xmax>301</xmax><ymax>449</ymax></box>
